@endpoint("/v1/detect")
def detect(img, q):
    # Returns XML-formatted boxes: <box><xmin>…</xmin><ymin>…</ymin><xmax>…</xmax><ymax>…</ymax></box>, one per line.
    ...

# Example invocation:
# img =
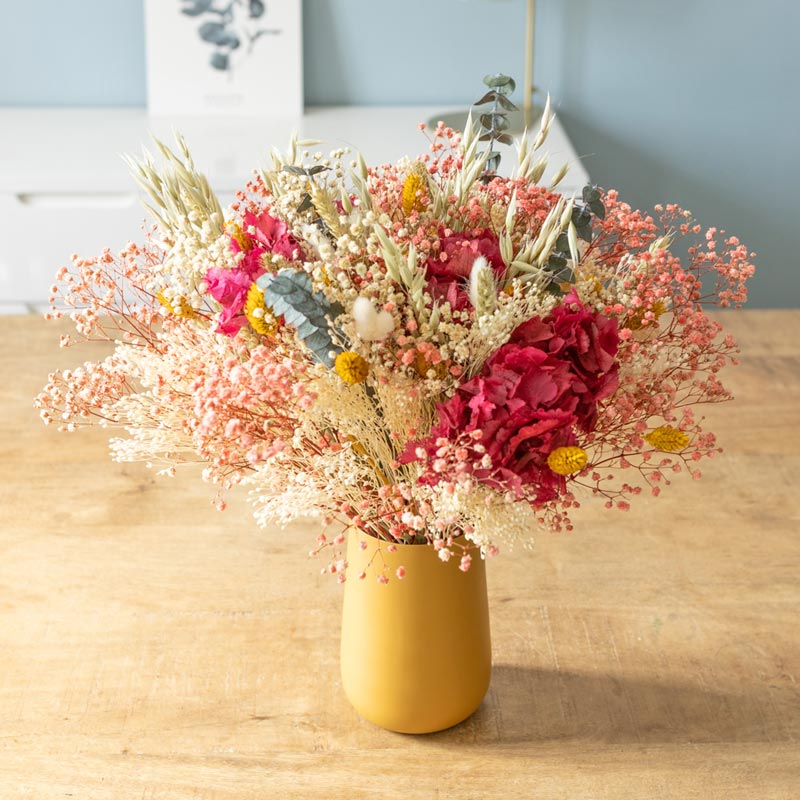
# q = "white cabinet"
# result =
<box><xmin>0</xmin><ymin>107</ymin><xmax>589</xmax><ymax>307</ymax></box>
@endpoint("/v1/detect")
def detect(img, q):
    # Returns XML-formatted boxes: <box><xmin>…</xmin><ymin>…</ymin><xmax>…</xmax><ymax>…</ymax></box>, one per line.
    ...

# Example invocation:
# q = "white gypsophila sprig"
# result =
<box><xmin>246</xmin><ymin>450</ymin><xmax>331</xmax><ymax>528</ymax></box>
<box><xmin>458</xmin><ymin>283</ymin><xmax>558</xmax><ymax>377</ymax></box>
<box><xmin>247</xmin><ymin>447</ymin><xmax>388</xmax><ymax>537</ymax></box>
<box><xmin>431</xmin><ymin>483</ymin><xmax>539</xmax><ymax>551</ymax></box>
<box><xmin>155</xmin><ymin>227</ymin><xmax>239</xmax><ymax>310</ymax></box>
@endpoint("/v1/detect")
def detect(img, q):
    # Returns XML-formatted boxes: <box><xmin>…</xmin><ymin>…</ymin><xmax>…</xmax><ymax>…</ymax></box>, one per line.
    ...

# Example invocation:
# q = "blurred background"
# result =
<box><xmin>0</xmin><ymin>0</ymin><xmax>797</xmax><ymax>307</ymax></box>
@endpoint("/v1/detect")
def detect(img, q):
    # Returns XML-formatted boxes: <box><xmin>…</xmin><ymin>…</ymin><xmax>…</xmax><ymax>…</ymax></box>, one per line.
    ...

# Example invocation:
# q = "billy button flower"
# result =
<box><xmin>156</xmin><ymin>291</ymin><xmax>195</xmax><ymax>319</ymax></box>
<box><xmin>547</xmin><ymin>446</ymin><xmax>589</xmax><ymax>476</ymax></box>
<box><xmin>644</xmin><ymin>425</ymin><xmax>690</xmax><ymax>452</ymax></box>
<box><xmin>335</xmin><ymin>351</ymin><xmax>370</xmax><ymax>384</ymax></box>
<box><xmin>244</xmin><ymin>282</ymin><xmax>279</xmax><ymax>335</ymax></box>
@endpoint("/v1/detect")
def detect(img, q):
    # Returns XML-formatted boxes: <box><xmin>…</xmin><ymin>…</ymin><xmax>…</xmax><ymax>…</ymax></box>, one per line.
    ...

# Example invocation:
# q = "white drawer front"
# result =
<box><xmin>0</xmin><ymin>192</ymin><xmax>149</xmax><ymax>304</ymax></box>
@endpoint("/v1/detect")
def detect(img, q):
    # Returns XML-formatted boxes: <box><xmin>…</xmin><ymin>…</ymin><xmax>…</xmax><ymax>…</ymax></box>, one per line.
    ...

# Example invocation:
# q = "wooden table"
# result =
<box><xmin>1</xmin><ymin>312</ymin><xmax>799</xmax><ymax>799</ymax></box>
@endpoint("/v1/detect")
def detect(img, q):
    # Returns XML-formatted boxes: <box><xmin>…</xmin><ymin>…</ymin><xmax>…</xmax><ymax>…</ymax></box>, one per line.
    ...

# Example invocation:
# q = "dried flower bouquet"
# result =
<box><xmin>36</xmin><ymin>89</ymin><xmax>755</xmax><ymax>581</ymax></box>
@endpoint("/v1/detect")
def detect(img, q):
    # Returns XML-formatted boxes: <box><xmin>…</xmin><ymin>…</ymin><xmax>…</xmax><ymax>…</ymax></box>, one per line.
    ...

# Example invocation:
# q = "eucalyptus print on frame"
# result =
<box><xmin>179</xmin><ymin>0</ymin><xmax>281</xmax><ymax>74</ymax></box>
<box><xmin>145</xmin><ymin>0</ymin><xmax>303</xmax><ymax>116</ymax></box>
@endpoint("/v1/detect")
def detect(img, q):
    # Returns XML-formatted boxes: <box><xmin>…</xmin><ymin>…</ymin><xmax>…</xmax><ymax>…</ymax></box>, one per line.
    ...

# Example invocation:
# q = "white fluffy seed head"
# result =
<box><xmin>352</xmin><ymin>296</ymin><xmax>394</xmax><ymax>341</ymax></box>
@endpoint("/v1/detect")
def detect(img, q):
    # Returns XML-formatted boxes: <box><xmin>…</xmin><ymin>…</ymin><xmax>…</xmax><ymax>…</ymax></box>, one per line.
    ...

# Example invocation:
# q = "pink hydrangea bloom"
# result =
<box><xmin>243</xmin><ymin>211</ymin><xmax>303</xmax><ymax>262</ymax></box>
<box><xmin>403</xmin><ymin>297</ymin><xmax>619</xmax><ymax>502</ymax></box>
<box><xmin>425</xmin><ymin>229</ymin><xmax>504</xmax><ymax>310</ymax></box>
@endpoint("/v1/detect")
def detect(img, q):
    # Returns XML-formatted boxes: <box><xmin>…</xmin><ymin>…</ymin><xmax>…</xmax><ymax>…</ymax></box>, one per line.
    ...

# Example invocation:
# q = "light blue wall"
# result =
<box><xmin>0</xmin><ymin>0</ymin><xmax>147</xmax><ymax>106</ymax></box>
<box><xmin>1</xmin><ymin>0</ymin><xmax>797</xmax><ymax>306</ymax></box>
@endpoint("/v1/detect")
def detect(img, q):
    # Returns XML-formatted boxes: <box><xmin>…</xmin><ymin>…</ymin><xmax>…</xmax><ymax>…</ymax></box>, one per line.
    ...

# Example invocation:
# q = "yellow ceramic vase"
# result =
<box><xmin>340</xmin><ymin>529</ymin><xmax>491</xmax><ymax>734</ymax></box>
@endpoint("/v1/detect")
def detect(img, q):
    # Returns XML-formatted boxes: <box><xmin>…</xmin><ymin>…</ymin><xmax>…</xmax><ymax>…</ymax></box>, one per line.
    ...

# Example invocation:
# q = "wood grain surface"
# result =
<box><xmin>1</xmin><ymin>312</ymin><xmax>799</xmax><ymax>799</ymax></box>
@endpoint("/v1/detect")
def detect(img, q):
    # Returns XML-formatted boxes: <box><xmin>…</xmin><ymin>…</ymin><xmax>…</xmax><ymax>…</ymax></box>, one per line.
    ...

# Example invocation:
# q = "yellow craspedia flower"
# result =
<box><xmin>335</xmin><ymin>351</ymin><xmax>370</xmax><ymax>384</ymax></box>
<box><xmin>402</xmin><ymin>163</ymin><xmax>428</xmax><ymax>215</ymax></box>
<box><xmin>644</xmin><ymin>426</ymin><xmax>690</xmax><ymax>452</ymax></box>
<box><xmin>156</xmin><ymin>291</ymin><xmax>195</xmax><ymax>318</ymax></box>
<box><xmin>547</xmin><ymin>446</ymin><xmax>589</xmax><ymax>476</ymax></box>
<box><xmin>244</xmin><ymin>282</ymin><xmax>279</xmax><ymax>336</ymax></box>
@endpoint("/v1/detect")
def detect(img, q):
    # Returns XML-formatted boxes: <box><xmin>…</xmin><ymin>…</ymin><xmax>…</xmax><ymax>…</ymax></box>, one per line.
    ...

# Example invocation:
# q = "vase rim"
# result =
<box><xmin>348</xmin><ymin>526</ymin><xmax>473</xmax><ymax>549</ymax></box>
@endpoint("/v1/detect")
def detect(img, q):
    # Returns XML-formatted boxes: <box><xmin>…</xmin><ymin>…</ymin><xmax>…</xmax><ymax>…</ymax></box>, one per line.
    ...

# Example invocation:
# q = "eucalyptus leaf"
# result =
<box><xmin>257</xmin><ymin>269</ymin><xmax>342</xmax><ymax>368</ymax></box>
<box><xmin>572</xmin><ymin>206</ymin><xmax>592</xmax><ymax>227</ymax></box>
<box><xmin>199</xmin><ymin>21</ymin><xmax>229</xmax><ymax>44</ymax></box>
<box><xmin>544</xmin><ymin>281</ymin><xmax>565</xmax><ymax>296</ymax></box>
<box><xmin>547</xmin><ymin>253</ymin><xmax>568</xmax><ymax>271</ymax></box>
<box><xmin>483</xmin><ymin>73</ymin><xmax>514</xmax><ymax>90</ymax></box>
<box><xmin>283</xmin><ymin>165</ymin><xmax>308</xmax><ymax>175</ymax></box>
<box><xmin>582</xmin><ymin>185</ymin><xmax>602</xmax><ymax>203</ymax></box>
<box><xmin>209</xmin><ymin>51</ymin><xmax>229</xmax><ymax>70</ymax></box>
<box><xmin>306</xmin><ymin>165</ymin><xmax>330</xmax><ymax>176</ymax></box>
<box><xmin>473</xmin><ymin>90</ymin><xmax>499</xmax><ymax>106</ymax></box>
<box><xmin>181</xmin><ymin>0</ymin><xmax>213</xmax><ymax>14</ymax></box>
<box><xmin>494</xmin><ymin>132</ymin><xmax>514</xmax><ymax>146</ymax></box>
<box><xmin>576</xmin><ymin>224</ymin><xmax>593</xmax><ymax>243</ymax></box>
<box><xmin>587</xmin><ymin>199</ymin><xmax>606</xmax><ymax>219</ymax></box>
<box><xmin>493</xmin><ymin>93</ymin><xmax>518</xmax><ymax>111</ymax></box>
<box><xmin>495</xmin><ymin>80</ymin><xmax>516</xmax><ymax>97</ymax></box>
<box><xmin>297</xmin><ymin>194</ymin><xmax>313</xmax><ymax>213</ymax></box>
<box><xmin>479</xmin><ymin>113</ymin><xmax>509</xmax><ymax>132</ymax></box>
<box><xmin>249</xmin><ymin>0</ymin><xmax>265</xmax><ymax>18</ymax></box>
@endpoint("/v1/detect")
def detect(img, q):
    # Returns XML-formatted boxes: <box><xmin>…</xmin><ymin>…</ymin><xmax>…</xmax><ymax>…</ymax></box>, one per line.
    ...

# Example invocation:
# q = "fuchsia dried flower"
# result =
<box><xmin>403</xmin><ymin>297</ymin><xmax>618</xmax><ymax>502</ymax></box>
<box><xmin>207</xmin><ymin>211</ymin><xmax>303</xmax><ymax>336</ymax></box>
<box><xmin>425</xmin><ymin>229</ymin><xmax>505</xmax><ymax>310</ymax></box>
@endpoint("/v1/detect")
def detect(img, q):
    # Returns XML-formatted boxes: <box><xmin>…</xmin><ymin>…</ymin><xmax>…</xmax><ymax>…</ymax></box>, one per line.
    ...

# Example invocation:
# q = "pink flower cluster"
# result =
<box><xmin>425</xmin><ymin>229</ymin><xmax>504</xmax><ymax>310</ymax></box>
<box><xmin>205</xmin><ymin>211</ymin><xmax>302</xmax><ymax>335</ymax></box>
<box><xmin>404</xmin><ymin>295</ymin><xmax>619</xmax><ymax>502</ymax></box>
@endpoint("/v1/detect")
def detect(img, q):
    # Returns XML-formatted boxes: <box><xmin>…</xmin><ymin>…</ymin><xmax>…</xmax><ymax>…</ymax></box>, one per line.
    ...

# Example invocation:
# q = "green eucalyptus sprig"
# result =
<box><xmin>543</xmin><ymin>185</ymin><xmax>607</xmax><ymax>290</ymax></box>
<box><xmin>474</xmin><ymin>74</ymin><xmax>519</xmax><ymax>184</ymax></box>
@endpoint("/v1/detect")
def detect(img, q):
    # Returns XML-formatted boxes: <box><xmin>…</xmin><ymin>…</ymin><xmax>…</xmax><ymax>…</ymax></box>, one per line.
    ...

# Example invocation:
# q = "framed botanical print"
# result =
<box><xmin>144</xmin><ymin>0</ymin><xmax>303</xmax><ymax>117</ymax></box>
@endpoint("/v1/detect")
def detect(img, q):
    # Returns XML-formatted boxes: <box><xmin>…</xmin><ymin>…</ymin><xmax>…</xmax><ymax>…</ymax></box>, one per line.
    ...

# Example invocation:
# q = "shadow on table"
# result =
<box><xmin>433</xmin><ymin>664</ymin><xmax>800</xmax><ymax>745</ymax></box>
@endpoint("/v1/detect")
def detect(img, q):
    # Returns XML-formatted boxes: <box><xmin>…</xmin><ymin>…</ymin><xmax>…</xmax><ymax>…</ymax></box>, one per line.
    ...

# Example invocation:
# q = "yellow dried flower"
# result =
<box><xmin>244</xmin><ymin>282</ymin><xmax>279</xmax><ymax>335</ymax></box>
<box><xmin>348</xmin><ymin>437</ymin><xmax>389</xmax><ymax>485</ymax></box>
<box><xmin>414</xmin><ymin>351</ymin><xmax>448</xmax><ymax>380</ymax></box>
<box><xmin>335</xmin><ymin>351</ymin><xmax>370</xmax><ymax>384</ymax></box>
<box><xmin>402</xmin><ymin>163</ymin><xmax>428</xmax><ymax>215</ymax></box>
<box><xmin>227</xmin><ymin>222</ymin><xmax>253</xmax><ymax>252</ymax></box>
<box><xmin>489</xmin><ymin>202</ymin><xmax>507</xmax><ymax>232</ymax></box>
<box><xmin>626</xmin><ymin>300</ymin><xmax>667</xmax><ymax>330</ymax></box>
<box><xmin>156</xmin><ymin>291</ymin><xmax>195</xmax><ymax>318</ymax></box>
<box><xmin>547</xmin><ymin>446</ymin><xmax>588</xmax><ymax>476</ymax></box>
<box><xmin>644</xmin><ymin>426</ymin><xmax>690</xmax><ymax>452</ymax></box>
